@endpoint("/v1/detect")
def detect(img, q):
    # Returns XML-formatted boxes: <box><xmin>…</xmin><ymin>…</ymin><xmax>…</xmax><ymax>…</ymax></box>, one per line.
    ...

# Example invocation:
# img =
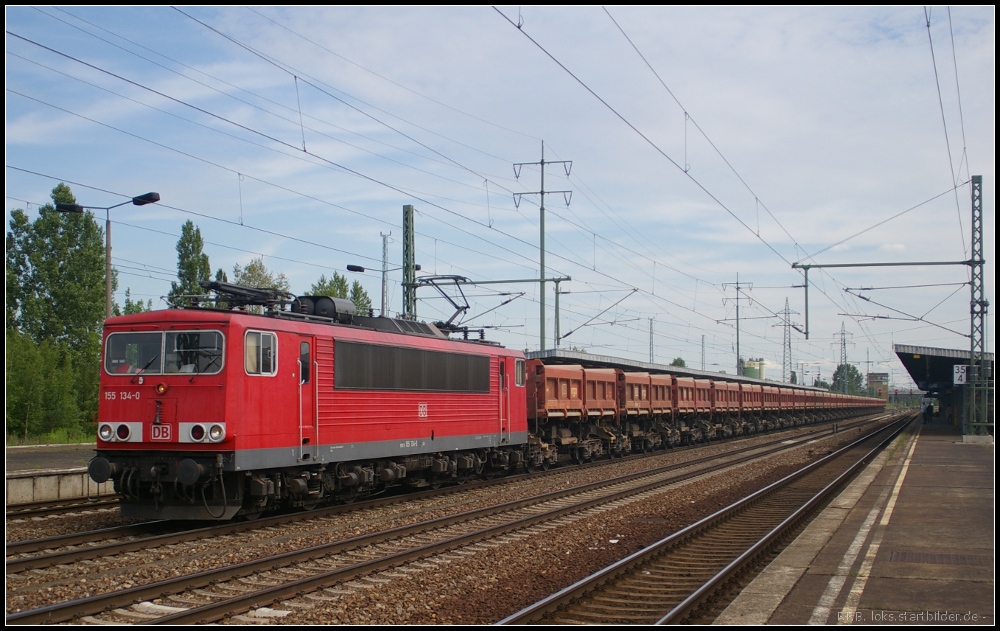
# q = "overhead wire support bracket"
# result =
<box><xmin>791</xmin><ymin>258</ymin><xmax>973</xmax><ymax>340</ymax></box>
<box><xmin>560</xmin><ymin>288</ymin><xmax>637</xmax><ymax>342</ymax></box>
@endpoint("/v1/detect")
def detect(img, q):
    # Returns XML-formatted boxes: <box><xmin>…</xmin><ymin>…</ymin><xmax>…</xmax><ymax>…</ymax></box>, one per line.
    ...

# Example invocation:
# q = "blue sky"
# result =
<box><xmin>6</xmin><ymin>6</ymin><xmax>995</xmax><ymax>391</ymax></box>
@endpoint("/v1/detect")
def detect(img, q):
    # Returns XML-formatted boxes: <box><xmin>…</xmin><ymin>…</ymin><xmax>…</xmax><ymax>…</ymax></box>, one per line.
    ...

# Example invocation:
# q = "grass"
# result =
<box><xmin>6</xmin><ymin>427</ymin><xmax>95</xmax><ymax>446</ymax></box>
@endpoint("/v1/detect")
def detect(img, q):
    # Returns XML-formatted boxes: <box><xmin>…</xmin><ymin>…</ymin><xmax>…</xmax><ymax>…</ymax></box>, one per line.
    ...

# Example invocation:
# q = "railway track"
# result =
<box><xmin>4</xmin><ymin>496</ymin><xmax>120</xmax><ymax>519</ymax></box>
<box><xmin>6</xmin><ymin>414</ymin><xmax>883</xmax><ymax>573</ymax></box>
<box><xmin>4</xmin><ymin>413</ymin><xmax>879</xmax><ymax>530</ymax></box>
<box><xmin>6</xmin><ymin>412</ymin><xmax>894</xmax><ymax>625</ymax></box>
<box><xmin>499</xmin><ymin>412</ymin><xmax>914</xmax><ymax>625</ymax></box>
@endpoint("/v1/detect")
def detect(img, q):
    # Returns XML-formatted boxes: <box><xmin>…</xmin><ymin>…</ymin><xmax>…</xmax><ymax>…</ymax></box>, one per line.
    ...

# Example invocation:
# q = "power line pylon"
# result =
<box><xmin>513</xmin><ymin>141</ymin><xmax>572</xmax><ymax>351</ymax></box>
<box><xmin>782</xmin><ymin>298</ymin><xmax>793</xmax><ymax>383</ymax></box>
<box><xmin>967</xmin><ymin>175</ymin><xmax>990</xmax><ymax>436</ymax></box>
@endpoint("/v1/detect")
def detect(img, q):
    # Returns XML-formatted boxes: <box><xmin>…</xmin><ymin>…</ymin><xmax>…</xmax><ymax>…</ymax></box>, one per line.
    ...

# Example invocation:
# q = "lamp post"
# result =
<box><xmin>56</xmin><ymin>192</ymin><xmax>161</xmax><ymax>319</ymax></box>
<box><xmin>347</xmin><ymin>263</ymin><xmax>419</xmax><ymax>317</ymax></box>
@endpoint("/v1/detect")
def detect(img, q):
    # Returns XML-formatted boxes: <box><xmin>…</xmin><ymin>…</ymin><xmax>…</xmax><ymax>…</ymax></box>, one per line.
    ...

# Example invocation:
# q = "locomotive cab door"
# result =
<box><xmin>499</xmin><ymin>359</ymin><xmax>510</xmax><ymax>444</ymax></box>
<box><xmin>297</xmin><ymin>336</ymin><xmax>319</xmax><ymax>462</ymax></box>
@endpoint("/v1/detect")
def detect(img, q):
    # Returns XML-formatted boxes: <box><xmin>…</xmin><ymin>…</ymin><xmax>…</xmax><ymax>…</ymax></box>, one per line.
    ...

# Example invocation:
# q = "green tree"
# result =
<box><xmin>349</xmin><ymin>280</ymin><xmax>372</xmax><ymax>313</ymax></box>
<box><xmin>309</xmin><ymin>273</ymin><xmax>349</xmax><ymax>298</ymax></box>
<box><xmin>168</xmin><ymin>220</ymin><xmax>211</xmax><ymax>304</ymax></box>
<box><xmin>232</xmin><ymin>257</ymin><xmax>290</xmax><ymax>314</ymax></box>
<box><xmin>6</xmin><ymin>184</ymin><xmax>105</xmax><ymax>432</ymax></box>
<box><xmin>233</xmin><ymin>257</ymin><xmax>290</xmax><ymax>291</ymax></box>
<box><xmin>5</xmin><ymin>331</ymin><xmax>82</xmax><ymax>440</ymax></box>
<box><xmin>306</xmin><ymin>273</ymin><xmax>372</xmax><ymax>314</ymax></box>
<box><xmin>123</xmin><ymin>288</ymin><xmax>153</xmax><ymax>314</ymax></box>
<box><xmin>831</xmin><ymin>363</ymin><xmax>864</xmax><ymax>394</ymax></box>
<box><xmin>6</xmin><ymin>184</ymin><xmax>105</xmax><ymax>350</ymax></box>
<box><xmin>670</xmin><ymin>357</ymin><xmax>686</xmax><ymax>367</ymax></box>
<box><xmin>112</xmin><ymin>288</ymin><xmax>153</xmax><ymax>316</ymax></box>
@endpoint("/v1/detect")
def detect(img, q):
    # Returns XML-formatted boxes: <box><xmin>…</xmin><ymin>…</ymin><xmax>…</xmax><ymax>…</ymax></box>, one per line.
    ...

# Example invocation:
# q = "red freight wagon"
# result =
<box><xmin>620</xmin><ymin>372</ymin><xmax>652</xmax><ymax>418</ymax></box>
<box><xmin>740</xmin><ymin>383</ymin><xmax>763</xmax><ymax>417</ymax></box>
<box><xmin>583</xmin><ymin>368</ymin><xmax>618</xmax><ymax>420</ymax></box>
<box><xmin>675</xmin><ymin>377</ymin><xmax>697</xmax><ymax>417</ymax></box>
<box><xmin>526</xmin><ymin>362</ymin><xmax>584</xmax><ymax>422</ymax></box>
<box><xmin>650</xmin><ymin>373</ymin><xmax>673</xmax><ymax>418</ymax></box>
<box><xmin>693</xmin><ymin>379</ymin><xmax>712</xmax><ymax>415</ymax></box>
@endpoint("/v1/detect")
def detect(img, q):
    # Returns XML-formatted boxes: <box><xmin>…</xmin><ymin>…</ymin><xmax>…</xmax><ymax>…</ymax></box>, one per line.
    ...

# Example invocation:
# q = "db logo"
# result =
<box><xmin>151</xmin><ymin>425</ymin><xmax>171</xmax><ymax>441</ymax></box>
<box><xmin>417</xmin><ymin>403</ymin><xmax>428</xmax><ymax>418</ymax></box>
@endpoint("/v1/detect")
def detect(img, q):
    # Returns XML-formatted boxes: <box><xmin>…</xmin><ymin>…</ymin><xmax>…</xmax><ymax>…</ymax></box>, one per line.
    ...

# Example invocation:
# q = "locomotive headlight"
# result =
<box><xmin>190</xmin><ymin>424</ymin><xmax>206</xmax><ymax>442</ymax></box>
<box><xmin>155</xmin><ymin>382</ymin><xmax>169</xmax><ymax>395</ymax></box>
<box><xmin>115</xmin><ymin>424</ymin><xmax>131</xmax><ymax>441</ymax></box>
<box><xmin>99</xmin><ymin>424</ymin><xmax>114</xmax><ymax>441</ymax></box>
<box><xmin>208</xmin><ymin>424</ymin><xmax>226</xmax><ymax>442</ymax></box>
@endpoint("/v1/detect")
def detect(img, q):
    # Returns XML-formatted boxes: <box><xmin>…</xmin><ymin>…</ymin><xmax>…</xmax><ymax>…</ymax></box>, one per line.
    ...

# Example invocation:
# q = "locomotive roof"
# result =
<box><xmin>103</xmin><ymin>307</ymin><xmax>515</xmax><ymax>354</ymax></box>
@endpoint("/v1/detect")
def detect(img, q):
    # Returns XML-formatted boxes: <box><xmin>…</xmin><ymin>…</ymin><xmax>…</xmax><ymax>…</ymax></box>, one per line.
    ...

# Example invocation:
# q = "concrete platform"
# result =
<box><xmin>5</xmin><ymin>443</ymin><xmax>112</xmax><ymax>504</ymax></box>
<box><xmin>717</xmin><ymin>418</ymin><xmax>994</xmax><ymax>625</ymax></box>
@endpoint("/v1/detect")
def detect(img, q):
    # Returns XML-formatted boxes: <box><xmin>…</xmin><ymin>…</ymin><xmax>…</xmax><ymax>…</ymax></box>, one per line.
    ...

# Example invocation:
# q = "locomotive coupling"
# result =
<box><xmin>176</xmin><ymin>458</ymin><xmax>211</xmax><ymax>485</ymax></box>
<box><xmin>88</xmin><ymin>456</ymin><xmax>120</xmax><ymax>484</ymax></box>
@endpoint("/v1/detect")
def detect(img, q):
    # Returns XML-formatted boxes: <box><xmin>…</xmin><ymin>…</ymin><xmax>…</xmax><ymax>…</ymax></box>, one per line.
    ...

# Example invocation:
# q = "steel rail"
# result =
<box><xmin>497</xmin><ymin>411</ymin><xmax>913</xmax><ymax>624</ymax></box>
<box><xmin>6</xmin><ymin>415</ymin><xmax>879</xmax><ymax>625</ymax></box>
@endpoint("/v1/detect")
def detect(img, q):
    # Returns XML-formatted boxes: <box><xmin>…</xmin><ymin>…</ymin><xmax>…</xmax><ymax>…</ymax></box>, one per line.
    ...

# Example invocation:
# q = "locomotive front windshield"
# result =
<box><xmin>105</xmin><ymin>330</ymin><xmax>224</xmax><ymax>375</ymax></box>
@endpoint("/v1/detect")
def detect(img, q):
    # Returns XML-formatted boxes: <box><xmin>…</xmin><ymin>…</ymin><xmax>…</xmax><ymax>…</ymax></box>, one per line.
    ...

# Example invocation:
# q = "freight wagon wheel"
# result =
<box><xmin>299</xmin><ymin>498</ymin><xmax>321</xmax><ymax>512</ymax></box>
<box><xmin>239</xmin><ymin>508</ymin><xmax>263</xmax><ymax>522</ymax></box>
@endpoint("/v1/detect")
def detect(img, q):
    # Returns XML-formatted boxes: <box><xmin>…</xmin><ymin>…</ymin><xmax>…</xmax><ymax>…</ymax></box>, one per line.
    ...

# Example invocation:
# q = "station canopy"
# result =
<box><xmin>894</xmin><ymin>344</ymin><xmax>995</xmax><ymax>395</ymax></box>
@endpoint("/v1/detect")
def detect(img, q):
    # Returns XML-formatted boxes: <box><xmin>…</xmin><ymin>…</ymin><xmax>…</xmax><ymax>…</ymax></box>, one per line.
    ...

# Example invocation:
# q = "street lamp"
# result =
<box><xmin>56</xmin><ymin>192</ymin><xmax>161</xmax><ymax>319</ymax></box>
<box><xmin>347</xmin><ymin>263</ymin><xmax>420</xmax><ymax>318</ymax></box>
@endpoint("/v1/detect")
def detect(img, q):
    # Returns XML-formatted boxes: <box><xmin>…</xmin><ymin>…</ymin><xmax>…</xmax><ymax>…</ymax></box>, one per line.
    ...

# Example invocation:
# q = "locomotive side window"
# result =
<box><xmin>515</xmin><ymin>359</ymin><xmax>525</xmax><ymax>387</ymax></box>
<box><xmin>245</xmin><ymin>331</ymin><xmax>277</xmax><ymax>376</ymax></box>
<box><xmin>299</xmin><ymin>342</ymin><xmax>310</xmax><ymax>384</ymax></box>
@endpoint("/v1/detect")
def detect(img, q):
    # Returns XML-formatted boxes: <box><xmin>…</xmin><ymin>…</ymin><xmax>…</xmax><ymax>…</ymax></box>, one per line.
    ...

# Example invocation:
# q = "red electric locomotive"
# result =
<box><xmin>89</xmin><ymin>283</ymin><xmax>531</xmax><ymax>520</ymax></box>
